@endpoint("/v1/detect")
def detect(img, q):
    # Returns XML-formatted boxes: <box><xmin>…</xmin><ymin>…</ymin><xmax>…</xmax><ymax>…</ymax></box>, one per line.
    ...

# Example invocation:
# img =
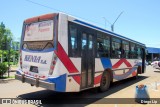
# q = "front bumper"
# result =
<box><xmin>15</xmin><ymin>74</ymin><xmax>55</xmax><ymax>90</ymax></box>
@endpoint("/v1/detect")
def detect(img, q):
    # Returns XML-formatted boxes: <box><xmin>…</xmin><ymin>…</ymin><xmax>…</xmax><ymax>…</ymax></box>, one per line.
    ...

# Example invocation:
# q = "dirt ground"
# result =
<box><xmin>87</xmin><ymin>65</ymin><xmax>160</xmax><ymax>107</ymax></box>
<box><xmin>0</xmin><ymin>65</ymin><xmax>160</xmax><ymax>107</ymax></box>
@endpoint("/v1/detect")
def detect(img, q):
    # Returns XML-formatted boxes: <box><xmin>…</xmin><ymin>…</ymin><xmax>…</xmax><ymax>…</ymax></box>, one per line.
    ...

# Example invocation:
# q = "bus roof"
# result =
<box><xmin>63</xmin><ymin>13</ymin><xmax>145</xmax><ymax>47</ymax></box>
<box><xmin>24</xmin><ymin>12</ymin><xmax>145</xmax><ymax>47</ymax></box>
<box><xmin>24</xmin><ymin>13</ymin><xmax>58</xmax><ymax>24</ymax></box>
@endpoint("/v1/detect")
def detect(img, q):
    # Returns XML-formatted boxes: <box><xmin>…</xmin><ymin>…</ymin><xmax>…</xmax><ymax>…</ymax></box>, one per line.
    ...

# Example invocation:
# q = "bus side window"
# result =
<box><xmin>122</xmin><ymin>41</ymin><xmax>129</xmax><ymax>58</ymax></box>
<box><xmin>134</xmin><ymin>46</ymin><xmax>138</xmax><ymax>59</ymax></box>
<box><xmin>69</xmin><ymin>24</ymin><xmax>78</xmax><ymax>57</ymax></box>
<box><xmin>112</xmin><ymin>38</ymin><xmax>121</xmax><ymax>58</ymax></box>
<box><xmin>130</xmin><ymin>43</ymin><xmax>136</xmax><ymax>59</ymax></box>
<box><xmin>137</xmin><ymin>46</ymin><xmax>141</xmax><ymax>59</ymax></box>
<box><xmin>97</xmin><ymin>33</ymin><xmax>110</xmax><ymax>57</ymax></box>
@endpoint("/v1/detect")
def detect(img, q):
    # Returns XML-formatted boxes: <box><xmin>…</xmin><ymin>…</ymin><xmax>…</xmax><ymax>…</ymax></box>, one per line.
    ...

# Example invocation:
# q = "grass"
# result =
<box><xmin>0</xmin><ymin>75</ymin><xmax>15</xmax><ymax>79</ymax></box>
<box><xmin>3</xmin><ymin>62</ymin><xmax>14</xmax><ymax>65</ymax></box>
<box><xmin>11</xmin><ymin>64</ymin><xmax>18</xmax><ymax>67</ymax></box>
<box><xmin>3</xmin><ymin>62</ymin><xmax>18</xmax><ymax>67</ymax></box>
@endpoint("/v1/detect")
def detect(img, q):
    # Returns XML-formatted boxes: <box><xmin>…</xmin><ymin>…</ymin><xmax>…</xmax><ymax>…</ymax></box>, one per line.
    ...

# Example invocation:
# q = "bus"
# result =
<box><xmin>15</xmin><ymin>13</ymin><xmax>146</xmax><ymax>92</ymax></box>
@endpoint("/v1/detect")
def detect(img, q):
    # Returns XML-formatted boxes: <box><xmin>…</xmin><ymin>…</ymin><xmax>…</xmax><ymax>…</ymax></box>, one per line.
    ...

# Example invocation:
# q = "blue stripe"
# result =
<box><xmin>45</xmin><ymin>74</ymin><xmax>67</xmax><ymax>92</ymax></box>
<box><xmin>22</xmin><ymin>48</ymin><xmax>55</xmax><ymax>53</ymax></box>
<box><xmin>74</xmin><ymin>19</ymin><xmax>145</xmax><ymax>46</ymax></box>
<box><xmin>100</xmin><ymin>58</ymin><xmax>112</xmax><ymax>69</ymax></box>
<box><xmin>16</xmin><ymin>71</ymin><xmax>21</xmax><ymax>75</ymax></box>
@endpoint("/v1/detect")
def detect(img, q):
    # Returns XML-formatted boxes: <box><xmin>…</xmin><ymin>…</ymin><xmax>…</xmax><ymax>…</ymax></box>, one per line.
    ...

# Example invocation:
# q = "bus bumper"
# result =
<box><xmin>15</xmin><ymin>74</ymin><xmax>55</xmax><ymax>90</ymax></box>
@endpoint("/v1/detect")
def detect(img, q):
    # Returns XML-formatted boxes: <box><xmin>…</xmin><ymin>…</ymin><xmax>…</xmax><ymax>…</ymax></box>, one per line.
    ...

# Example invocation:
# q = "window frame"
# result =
<box><xmin>111</xmin><ymin>37</ymin><xmax>122</xmax><ymax>59</ymax></box>
<box><xmin>122</xmin><ymin>40</ymin><xmax>129</xmax><ymax>58</ymax></box>
<box><xmin>68</xmin><ymin>22</ymin><xmax>80</xmax><ymax>57</ymax></box>
<box><xmin>96</xmin><ymin>32</ymin><xmax>110</xmax><ymax>58</ymax></box>
<box><xmin>136</xmin><ymin>45</ymin><xmax>142</xmax><ymax>59</ymax></box>
<box><xmin>129</xmin><ymin>42</ymin><xmax>138</xmax><ymax>59</ymax></box>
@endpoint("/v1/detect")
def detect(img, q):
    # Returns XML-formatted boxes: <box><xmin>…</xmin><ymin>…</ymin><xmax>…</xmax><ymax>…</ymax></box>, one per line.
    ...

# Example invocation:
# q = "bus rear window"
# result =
<box><xmin>24</xmin><ymin>20</ymin><xmax>54</xmax><ymax>41</ymax></box>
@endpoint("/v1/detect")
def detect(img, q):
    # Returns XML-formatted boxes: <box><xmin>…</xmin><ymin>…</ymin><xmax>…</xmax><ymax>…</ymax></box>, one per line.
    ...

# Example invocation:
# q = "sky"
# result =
<box><xmin>0</xmin><ymin>0</ymin><xmax>160</xmax><ymax>48</ymax></box>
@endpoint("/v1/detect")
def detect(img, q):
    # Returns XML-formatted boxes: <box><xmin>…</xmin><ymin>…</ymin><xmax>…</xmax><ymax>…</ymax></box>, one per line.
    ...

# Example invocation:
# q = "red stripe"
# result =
<box><xmin>132</xmin><ymin>71</ymin><xmax>137</xmax><ymax>76</ymax></box>
<box><xmin>112</xmin><ymin>59</ymin><xmax>133</xmax><ymax>76</ymax></box>
<box><xmin>55</xmin><ymin>42</ymin><xmax>105</xmax><ymax>85</ymax></box>
<box><xmin>112</xmin><ymin>59</ymin><xmax>132</xmax><ymax>69</ymax></box>
<box><xmin>123</xmin><ymin>59</ymin><xmax>132</xmax><ymax>67</ymax></box>
<box><xmin>94</xmin><ymin>74</ymin><xmax>102</xmax><ymax>85</ymax></box>
<box><xmin>72</xmin><ymin>75</ymin><xmax>81</xmax><ymax>85</ymax></box>
<box><xmin>54</xmin><ymin>42</ymin><xmax>80</xmax><ymax>84</ymax></box>
<box><xmin>55</xmin><ymin>43</ymin><xmax>79</xmax><ymax>73</ymax></box>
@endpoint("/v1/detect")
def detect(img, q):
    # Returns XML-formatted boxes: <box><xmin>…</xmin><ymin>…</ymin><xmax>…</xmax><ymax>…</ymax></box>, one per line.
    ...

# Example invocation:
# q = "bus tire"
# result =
<box><xmin>137</xmin><ymin>66</ymin><xmax>142</xmax><ymax>74</ymax></box>
<box><xmin>99</xmin><ymin>71</ymin><xmax>110</xmax><ymax>92</ymax></box>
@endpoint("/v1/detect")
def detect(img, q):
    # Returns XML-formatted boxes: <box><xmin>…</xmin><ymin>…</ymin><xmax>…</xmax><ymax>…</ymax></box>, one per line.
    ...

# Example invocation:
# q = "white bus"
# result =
<box><xmin>15</xmin><ymin>13</ymin><xmax>146</xmax><ymax>92</ymax></box>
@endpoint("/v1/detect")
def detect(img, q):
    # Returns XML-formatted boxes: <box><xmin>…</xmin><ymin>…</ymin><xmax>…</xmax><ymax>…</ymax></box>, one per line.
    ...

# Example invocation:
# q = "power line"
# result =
<box><xmin>25</xmin><ymin>0</ymin><xmax>104</xmax><ymax>27</ymax></box>
<box><xmin>25</xmin><ymin>0</ymin><xmax>63</xmax><ymax>12</ymax></box>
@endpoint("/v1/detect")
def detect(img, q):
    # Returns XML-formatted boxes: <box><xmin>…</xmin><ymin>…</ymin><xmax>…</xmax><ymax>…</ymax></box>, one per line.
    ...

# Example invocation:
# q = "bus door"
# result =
<box><xmin>81</xmin><ymin>33</ymin><xmax>95</xmax><ymax>89</ymax></box>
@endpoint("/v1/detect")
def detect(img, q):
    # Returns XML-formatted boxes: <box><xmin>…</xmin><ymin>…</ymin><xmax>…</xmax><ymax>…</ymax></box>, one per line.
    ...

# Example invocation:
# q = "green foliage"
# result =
<box><xmin>0</xmin><ymin>22</ymin><xmax>19</xmax><ymax>65</ymax></box>
<box><xmin>0</xmin><ymin>22</ymin><xmax>13</xmax><ymax>50</ymax></box>
<box><xmin>0</xmin><ymin>50</ymin><xmax>2</xmax><ymax>57</ymax></box>
<box><xmin>0</xmin><ymin>22</ymin><xmax>6</xmax><ymax>49</ymax></box>
<box><xmin>0</xmin><ymin>63</ymin><xmax>8</xmax><ymax>77</ymax></box>
<box><xmin>0</xmin><ymin>22</ymin><xmax>19</xmax><ymax>77</ymax></box>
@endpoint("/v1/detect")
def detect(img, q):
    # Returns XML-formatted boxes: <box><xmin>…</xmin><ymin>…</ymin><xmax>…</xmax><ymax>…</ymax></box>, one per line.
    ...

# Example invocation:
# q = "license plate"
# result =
<box><xmin>30</xmin><ymin>66</ymin><xmax>38</xmax><ymax>73</ymax></box>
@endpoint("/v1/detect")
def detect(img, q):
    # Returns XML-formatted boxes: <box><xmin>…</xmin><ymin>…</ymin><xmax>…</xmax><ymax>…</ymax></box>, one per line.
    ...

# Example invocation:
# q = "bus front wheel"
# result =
<box><xmin>99</xmin><ymin>71</ymin><xmax>111</xmax><ymax>92</ymax></box>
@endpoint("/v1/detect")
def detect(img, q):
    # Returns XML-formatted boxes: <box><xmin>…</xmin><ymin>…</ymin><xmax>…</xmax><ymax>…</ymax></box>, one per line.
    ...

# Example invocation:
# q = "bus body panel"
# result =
<box><xmin>16</xmin><ymin>13</ymin><xmax>146</xmax><ymax>92</ymax></box>
<box><xmin>21</xmin><ymin>49</ymin><xmax>53</xmax><ymax>79</ymax></box>
<box><xmin>110</xmin><ymin>59</ymin><xmax>140</xmax><ymax>81</ymax></box>
<box><xmin>58</xmin><ymin>13</ymin><xmax>68</xmax><ymax>54</ymax></box>
<box><xmin>58</xmin><ymin>14</ymin><xmax>81</xmax><ymax>92</ymax></box>
<box><xmin>93</xmin><ymin>58</ymin><xmax>142</xmax><ymax>87</ymax></box>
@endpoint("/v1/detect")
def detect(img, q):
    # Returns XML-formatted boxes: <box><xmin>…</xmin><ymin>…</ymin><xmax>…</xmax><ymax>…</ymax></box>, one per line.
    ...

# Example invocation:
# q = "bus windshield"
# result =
<box><xmin>24</xmin><ymin>20</ymin><xmax>54</xmax><ymax>41</ymax></box>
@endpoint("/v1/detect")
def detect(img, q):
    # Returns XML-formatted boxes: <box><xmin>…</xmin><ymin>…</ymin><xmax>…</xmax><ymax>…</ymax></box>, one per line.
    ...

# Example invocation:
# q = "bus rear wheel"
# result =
<box><xmin>99</xmin><ymin>71</ymin><xmax>110</xmax><ymax>92</ymax></box>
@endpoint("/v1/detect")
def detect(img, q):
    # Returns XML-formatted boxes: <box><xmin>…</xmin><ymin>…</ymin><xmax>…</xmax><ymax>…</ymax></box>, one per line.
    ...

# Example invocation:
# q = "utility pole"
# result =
<box><xmin>111</xmin><ymin>11</ymin><xmax>123</xmax><ymax>32</ymax></box>
<box><xmin>102</xmin><ymin>17</ymin><xmax>112</xmax><ymax>29</ymax></box>
<box><xmin>103</xmin><ymin>11</ymin><xmax>124</xmax><ymax>32</ymax></box>
<box><xmin>102</xmin><ymin>17</ymin><xmax>106</xmax><ymax>29</ymax></box>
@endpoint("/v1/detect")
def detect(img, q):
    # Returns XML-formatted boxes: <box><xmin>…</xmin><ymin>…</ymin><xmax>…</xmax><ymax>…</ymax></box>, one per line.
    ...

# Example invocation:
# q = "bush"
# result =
<box><xmin>0</xmin><ymin>63</ymin><xmax>8</xmax><ymax>77</ymax></box>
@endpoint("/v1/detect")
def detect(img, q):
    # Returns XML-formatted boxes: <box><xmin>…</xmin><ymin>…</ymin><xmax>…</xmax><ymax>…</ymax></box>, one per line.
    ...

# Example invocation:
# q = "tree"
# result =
<box><xmin>0</xmin><ymin>22</ymin><xmax>6</xmax><ymax>50</ymax></box>
<box><xmin>0</xmin><ymin>22</ymin><xmax>6</xmax><ymax>63</ymax></box>
<box><xmin>0</xmin><ymin>22</ymin><xmax>14</xmax><ymax>77</ymax></box>
<box><xmin>0</xmin><ymin>22</ymin><xmax>13</xmax><ymax>50</ymax></box>
<box><xmin>0</xmin><ymin>22</ymin><xmax>20</xmax><ymax>77</ymax></box>
<box><xmin>0</xmin><ymin>63</ymin><xmax>7</xmax><ymax>78</ymax></box>
<box><xmin>0</xmin><ymin>50</ymin><xmax>2</xmax><ymax>63</ymax></box>
<box><xmin>11</xmin><ymin>41</ymin><xmax>20</xmax><ymax>64</ymax></box>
